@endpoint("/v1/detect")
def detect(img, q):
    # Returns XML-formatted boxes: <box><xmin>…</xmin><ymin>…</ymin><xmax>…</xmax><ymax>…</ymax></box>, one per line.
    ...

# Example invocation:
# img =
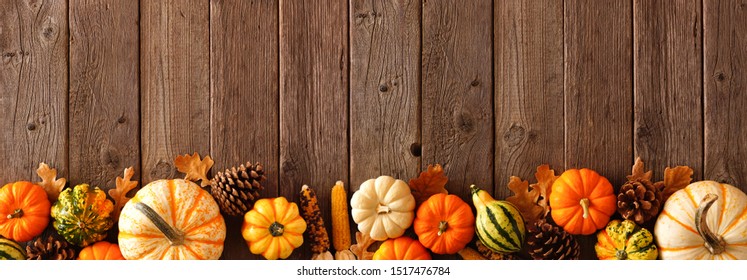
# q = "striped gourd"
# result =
<box><xmin>595</xmin><ymin>219</ymin><xmax>657</xmax><ymax>260</ymax></box>
<box><xmin>0</xmin><ymin>236</ymin><xmax>26</xmax><ymax>260</ymax></box>
<box><xmin>470</xmin><ymin>185</ymin><xmax>525</xmax><ymax>253</ymax></box>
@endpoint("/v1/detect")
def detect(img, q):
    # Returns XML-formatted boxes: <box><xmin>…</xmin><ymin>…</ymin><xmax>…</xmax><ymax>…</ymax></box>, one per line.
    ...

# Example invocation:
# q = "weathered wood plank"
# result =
<box><xmin>704</xmin><ymin>0</ymin><xmax>747</xmax><ymax>189</ymax></box>
<box><xmin>211</xmin><ymin>0</ymin><xmax>279</xmax><ymax>260</ymax></box>
<box><xmin>634</xmin><ymin>0</ymin><xmax>703</xmax><ymax>180</ymax></box>
<box><xmin>350</xmin><ymin>0</ymin><xmax>420</xmax><ymax>190</ymax></box>
<box><xmin>141</xmin><ymin>0</ymin><xmax>210</xmax><ymax>184</ymax></box>
<box><xmin>69</xmin><ymin>0</ymin><xmax>139</xmax><ymax>189</ymax></box>
<box><xmin>564</xmin><ymin>0</ymin><xmax>633</xmax><ymax>259</ymax></box>
<box><xmin>494</xmin><ymin>0</ymin><xmax>564</xmax><ymax>200</ymax></box>
<box><xmin>422</xmin><ymin>0</ymin><xmax>493</xmax><ymax>201</ymax></box>
<box><xmin>0</xmin><ymin>0</ymin><xmax>68</xmax><ymax>182</ymax></box>
<box><xmin>280</xmin><ymin>0</ymin><xmax>348</xmax><ymax>259</ymax></box>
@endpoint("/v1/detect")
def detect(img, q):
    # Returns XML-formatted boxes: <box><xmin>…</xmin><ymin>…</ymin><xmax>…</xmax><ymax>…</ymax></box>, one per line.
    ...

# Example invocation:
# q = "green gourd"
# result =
<box><xmin>470</xmin><ymin>185</ymin><xmax>525</xmax><ymax>253</ymax></box>
<box><xmin>51</xmin><ymin>184</ymin><xmax>114</xmax><ymax>247</ymax></box>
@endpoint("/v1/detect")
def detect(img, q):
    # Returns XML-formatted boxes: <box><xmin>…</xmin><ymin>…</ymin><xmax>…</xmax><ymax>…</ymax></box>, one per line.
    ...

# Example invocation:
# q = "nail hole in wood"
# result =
<box><xmin>410</xmin><ymin>143</ymin><xmax>422</xmax><ymax>157</ymax></box>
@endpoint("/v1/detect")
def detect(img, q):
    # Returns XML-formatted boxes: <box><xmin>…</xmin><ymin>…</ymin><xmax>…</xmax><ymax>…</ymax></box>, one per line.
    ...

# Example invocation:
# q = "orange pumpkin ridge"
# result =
<box><xmin>549</xmin><ymin>169</ymin><xmax>616</xmax><ymax>235</ymax></box>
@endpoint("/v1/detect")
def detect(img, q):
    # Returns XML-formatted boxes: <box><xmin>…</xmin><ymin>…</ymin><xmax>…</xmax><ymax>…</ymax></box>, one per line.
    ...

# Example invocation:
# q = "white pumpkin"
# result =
<box><xmin>350</xmin><ymin>176</ymin><xmax>416</xmax><ymax>241</ymax></box>
<box><xmin>654</xmin><ymin>181</ymin><xmax>747</xmax><ymax>260</ymax></box>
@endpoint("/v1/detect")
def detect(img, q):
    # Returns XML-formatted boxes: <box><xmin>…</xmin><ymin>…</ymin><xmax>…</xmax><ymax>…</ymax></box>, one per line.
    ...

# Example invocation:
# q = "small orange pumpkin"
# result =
<box><xmin>78</xmin><ymin>241</ymin><xmax>125</xmax><ymax>260</ymax></box>
<box><xmin>413</xmin><ymin>193</ymin><xmax>474</xmax><ymax>254</ymax></box>
<box><xmin>373</xmin><ymin>236</ymin><xmax>432</xmax><ymax>260</ymax></box>
<box><xmin>549</xmin><ymin>169</ymin><xmax>617</xmax><ymax>235</ymax></box>
<box><xmin>0</xmin><ymin>181</ymin><xmax>51</xmax><ymax>242</ymax></box>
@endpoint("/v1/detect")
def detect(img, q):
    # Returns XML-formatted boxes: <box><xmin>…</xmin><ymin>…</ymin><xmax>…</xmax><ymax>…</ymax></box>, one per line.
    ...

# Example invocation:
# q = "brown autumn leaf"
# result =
<box><xmin>531</xmin><ymin>164</ymin><xmax>558</xmax><ymax>217</ymax></box>
<box><xmin>408</xmin><ymin>164</ymin><xmax>448</xmax><ymax>205</ymax></box>
<box><xmin>109</xmin><ymin>167</ymin><xmax>139</xmax><ymax>222</ymax></box>
<box><xmin>505</xmin><ymin>176</ymin><xmax>543</xmax><ymax>226</ymax></box>
<box><xmin>660</xmin><ymin>166</ymin><xmax>694</xmax><ymax>202</ymax></box>
<box><xmin>36</xmin><ymin>162</ymin><xmax>67</xmax><ymax>202</ymax></box>
<box><xmin>627</xmin><ymin>157</ymin><xmax>653</xmax><ymax>181</ymax></box>
<box><xmin>350</xmin><ymin>231</ymin><xmax>375</xmax><ymax>260</ymax></box>
<box><xmin>174</xmin><ymin>152</ymin><xmax>214</xmax><ymax>187</ymax></box>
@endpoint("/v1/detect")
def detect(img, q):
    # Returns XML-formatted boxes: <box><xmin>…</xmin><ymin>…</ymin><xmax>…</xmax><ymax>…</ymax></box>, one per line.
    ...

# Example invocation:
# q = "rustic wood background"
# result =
<box><xmin>1</xmin><ymin>0</ymin><xmax>746</xmax><ymax>260</ymax></box>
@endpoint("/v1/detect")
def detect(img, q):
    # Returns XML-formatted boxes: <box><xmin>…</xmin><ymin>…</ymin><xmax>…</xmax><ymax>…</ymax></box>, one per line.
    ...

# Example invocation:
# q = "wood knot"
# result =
<box><xmin>151</xmin><ymin>160</ymin><xmax>173</xmax><ymax>179</ymax></box>
<box><xmin>101</xmin><ymin>149</ymin><xmax>121</xmax><ymax>169</ymax></box>
<box><xmin>117</xmin><ymin>116</ymin><xmax>127</xmax><ymax>124</ymax></box>
<box><xmin>379</xmin><ymin>84</ymin><xmax>388</xmax><ymax>92</ymax></box>
<box><xmin>455</xmin><ymin>113</ymin><xmax>474</xmax><ymax>133</ymax></box>
<box><xmin>470</xmin><ymin>78</ymin><xmax>480</xmax><ymax>87</ymax></box>
<box><xmin>409</xmin><ymin>143</ymin><xmax>422</xmax><ymax>157</ymax></box>
<box><xmin>27</xmin><ymin>123</ymin><xmax>36</xmax><ymax>131</ymax></box>
<box><xmin>503</xmin><ymin>123</ymin><xmax>526</xmax><ymax>147</ymax></box>
<box><xmin>714</xmin><ymin>72</ymin><xmax>726</xmax><ymax>82</ymax></box>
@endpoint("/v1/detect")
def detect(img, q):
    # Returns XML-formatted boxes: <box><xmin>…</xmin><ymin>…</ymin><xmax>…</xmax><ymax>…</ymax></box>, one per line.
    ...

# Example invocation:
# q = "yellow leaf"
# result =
<box><xmin>408</xmin><ymin>164</ymin><xmax>448</xmax><ymax>206</ymax></box>
<box><xmin>108</xmin><ymin>167</ymin><xmax>139</xmax><ymax>222</ymax></box>
<box><xmin>35</xmin><ymin>163</ymin><xmax>66</xmax><ymax>202</ymax></box>
<box><xmin>174</xmin><ymin>152</ymin><xmax>214</xmax><ymax>187</ymax></box>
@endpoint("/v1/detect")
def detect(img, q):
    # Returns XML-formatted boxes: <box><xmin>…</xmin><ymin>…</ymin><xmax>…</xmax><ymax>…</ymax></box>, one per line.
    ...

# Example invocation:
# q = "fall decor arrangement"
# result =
<box><xmin>350</xmin><ymin>175</ymin><xmax>416</xmax><ymax>241</ymax></box>
<box><xmin>550</xmin><ymin>168</ymin><xmax>617</xmax><ymax>235</ymax></box>
<box><xmin>77</xmin><ymin>241</ymin><xmax>125</xmax><ymax>260</ymax></box>
<box><xmin>413</xmin><ymin>193</ymin><xmax>475</xmax><ymax>255</ymax></box>
<box><xmin>52</xmin><ymin>184</ymin><xmax>115</xmax><ymax>247</ymax></box>
<box><xmin>118</xmin><ymin>178</ymin><xmax>226</xmax><ymax>260</ymax></box>
<box><xmin>617</xmin><ymin>158</ymin><xmax>662</xmax><ymax>224</ymax></box>
<box><xmin>242</xmin><ymin>196</ymin><xmax>307</xmax><ymax>260</ymax></box>
<box><xmin>654</xmin><ymin>181</ymin><xmax>747</xmax><ymax>260</ymax></box>
<box><xmin>595</xmin><ymin>219</ymin><xmax>658</xmax><ymax>260</ymax></box>
<box><xmin>372</xmin><ymin>236</ymin><xmax>432</xmax><ymax>260</ymax></box>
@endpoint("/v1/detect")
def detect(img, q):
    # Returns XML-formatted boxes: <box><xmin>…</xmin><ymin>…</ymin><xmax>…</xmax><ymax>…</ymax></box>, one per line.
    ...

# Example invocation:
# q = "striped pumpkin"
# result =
<box><xmin>0</xmin><ymin>236</ymin><xmax>26</xmax><ymax>260</ymax></box>
<box><xmin>595</xmin><ymin>219</ymin><xmax>657</xmax><ymax>260</ymax></box>
<box><xmin>654</xmin><ymin>181</ymin><xmax>747</xmax><ymax>260</ymax></box>
<box><xmin>118</xmin><ymin>179</ymin><xmax>226</xmax><ymax>260</ymax></box>
<box><xmin>470</xmin><ymin>185</ymin><xmax>525</xmax><ymax>253</ymax></box>
<box><xmin>52</xmin><ymin>184</ymin><xmax>114</xmax><ymax>247</ymax></box>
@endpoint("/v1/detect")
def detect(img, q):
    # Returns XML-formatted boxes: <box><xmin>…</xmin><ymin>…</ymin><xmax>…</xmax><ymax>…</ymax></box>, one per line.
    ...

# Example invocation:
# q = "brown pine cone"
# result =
<box><xmin>617</xmin><ymin>178</ymin><xmax>662</xmax><ymax>224</ymax></box>
<box><xmin>26</xmin><ymin>235</ymin><xmax>76</xmax><ymax>260</ymax></box>
<box><xmin>526</xmin><ymin>219</ymin><xmax>580</xmax><ymax>260</ymax></box>
<box><xmin>210</xmin><ymin>162</ymin><xmax>266</xmax><ymax>217</ymax></box>
<box><xmin>475</xmin><ymin>240</ymin><xmax>516</xmax><ymax>260</ymax></box>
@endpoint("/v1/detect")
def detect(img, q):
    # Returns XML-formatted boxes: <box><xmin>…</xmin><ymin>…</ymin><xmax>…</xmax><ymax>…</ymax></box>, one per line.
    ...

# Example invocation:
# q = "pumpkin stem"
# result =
<box><xmin>615</xmin><ymin>250</ymin><xmax>628</xmax><ymax>260</ymax></box>
<box><xmin>437</xmin><ymin>221</ymin><xmax>448</xmax><ymax>236</ymax></box>
<box><xmin>134</xmin><ymin>202</ymin><xmax>185</xmax><ymax>246</ymax></box>
<box><xmin>269</xmin><ymin>222</ymin><xmax>285</xmax><ymax>237</ymax></box>
<box><xmin>376</xmin><ymin>204</ymin><xmax>391</xmax><ymax>214</ymax></box>
<box><xmin>579</xmin><ymin>198</ymin><xmax>590</xmax><ymax>219</ymax></box>
<box><xmin>695</xmin><ymin>194</ymin><xmax>726</xmax><ymax>255</ymax></box>
<box><xmin>7</xmin><ymin>209</ymin><xmax>23</xmax><ymax>219</ymax></box>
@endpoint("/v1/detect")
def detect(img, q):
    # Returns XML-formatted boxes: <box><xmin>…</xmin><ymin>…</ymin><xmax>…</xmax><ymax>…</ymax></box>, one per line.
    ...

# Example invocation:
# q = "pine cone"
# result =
<box><xmin>617</xmin><ymin>178</ymin><xmax>662</xmax><ymax>224</ymax></box>
<box><xmin>526</xmin><ymin>219</ymin><xmax>580</xmax><ymax>260</ymax></box>
<box><xmin>210</xmin><ymin>162</ymin><xmax>266</xmax><ymax>217</ymax></box>
<box><xmin>26</xmin><ymin>235</ymin><xmax>76</xmax><ymax>260</ymax></box>
<box><xmin>475</xmin><ymin>240</ymin><xmax>516</xmax><ymax>260</ymax></box>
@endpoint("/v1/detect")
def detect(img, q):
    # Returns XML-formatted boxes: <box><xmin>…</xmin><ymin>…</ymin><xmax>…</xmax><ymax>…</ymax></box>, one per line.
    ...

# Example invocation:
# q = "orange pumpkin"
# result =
<box><xmin>413</xmin><ymin>193</ymin><xmax>474</xmax><ymax>254</ymax></box>
<box><xmin>373</xmin><ymin>236</ymin><xmax>432</xmax><ymax>260</ymax></box>
<box><xmin>78</xmin><ymin>241</ymin><xmax>125</xmax><ymax>260</ymax></box>
<box><xmin>0</xmin><ymin>181</ymin><xmax>51</xmax><ymax>242</ymax></box>
<box><xmin>550</xmin><ymin>169</ymin><xmax>617</xmax><ymax>235</ymax></box>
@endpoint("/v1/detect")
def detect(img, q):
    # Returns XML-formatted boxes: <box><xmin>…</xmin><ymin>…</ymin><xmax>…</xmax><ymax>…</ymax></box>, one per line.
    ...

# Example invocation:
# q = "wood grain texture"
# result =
<box><xmin>210</xmin><ymin>0</ymin><xmax>279</xmax><ymax>260</ymax></box>
<box><xmin>704</xmin><ymin>0</ymin><xmax>747</xmax><ymax>186</ymax></box>
<box><xmin>422</xmin><ymin>0</ymin><xmax>493</xmax><ymax>201</ymax></box>
<box><xmin>280</xmin><ymin>0</ymin><xmax>348</xmax><ymax>260</ymax></box>
<box><xmin>349</xmin><ymin>0</ymin><xmax>420</xmax><ymax>190</ymax></box>
<box><xmin>0</xmin><ymin>0</ymin><xmax>67</xmax><ymax>182</ymax></box>
<box><xmin>69</xmin><ymin>0</ymin><xmax>139</xmax><ymax>188</ymax></box>
<box><xmin>494</xmin><ymin>0</ymin><xmax>564</xmax><ymax>199</ymax></box>
<box><xmin>634</xmin><ymin>0</ymin><xmax>703</xmax><ymax>180</ymax></box>
<box><xmin>564</xmin><ymin>0</ymin><xmax>633</xmax><ymax>259</ymax></box>
<box><xmin>141</xmin><ymin>0</ymin><xmax>209</xmax><ymax>184</ymax></box>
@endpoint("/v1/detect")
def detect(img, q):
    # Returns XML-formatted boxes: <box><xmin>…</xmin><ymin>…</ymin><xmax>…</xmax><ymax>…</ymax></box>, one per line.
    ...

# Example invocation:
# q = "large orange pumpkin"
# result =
<box><xmin>373</xmin><ymin>236</ymin><xmax>431</xmax><ymax>260</ymax></box>
<box><xmin>413</xmin><ymin>193</ymin><xmax>474</xmax><ymax>254</ymax></box>
<box><xmin>0</xmin><ymin>181</ymin><xmax>51</xmax><ymax>242</ymax></box>
<box><xmin>78</xmin><ymin>241</ymin><xmax>125</xmax><ymax>260</ymax></box>
<box><xmin>550</xmin><ymin>169</ymin><xmax>617</xmax><ymax>235</ymax></box>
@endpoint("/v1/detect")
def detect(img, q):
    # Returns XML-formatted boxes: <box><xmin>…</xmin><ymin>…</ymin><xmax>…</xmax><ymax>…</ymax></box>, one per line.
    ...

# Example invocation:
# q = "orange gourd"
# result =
<box><xmin>549</xmin><ymin>169</ymin><xmax>617</xmax><ymax>235</ymax></box>
<box><xmin>413</xmin><ymin>193</ymin><xmax>474</xmax><ymax>254</ymax></box>
<box><xmin>78</xmin><ymin>241</ymin><xmax>125</xmax><ymax>260</ymax></box>
<box><xmin>0</xmin><ymin>181</ymin><xmax>51</xmax><ymax>242</ymax></box>
<box><xmin>373</xmin><ymin>236</ymin><xmax>431</xmax><ymax>260</ymax></box>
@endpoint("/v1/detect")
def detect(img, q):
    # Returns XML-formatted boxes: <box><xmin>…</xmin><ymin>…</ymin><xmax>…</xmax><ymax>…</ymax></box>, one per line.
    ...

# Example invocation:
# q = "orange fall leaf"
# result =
<box><xmin>174</xmin><ymin>152</ymin><xmax>214</xmax><ymax>187</ymax></box>
<box><xmin>109</xmin><ymin>167</ymin><xmax>139</xmax><ymax>222</ymax></box>
<box><xmin>36</xmin><ymin>162</ymin><xmax>67</xmax><ymax>202</ymax></box>
<box><xmin>408</xmin><ymin>164</ymin><xmax>448</xmax><ymax>205</ymax></box>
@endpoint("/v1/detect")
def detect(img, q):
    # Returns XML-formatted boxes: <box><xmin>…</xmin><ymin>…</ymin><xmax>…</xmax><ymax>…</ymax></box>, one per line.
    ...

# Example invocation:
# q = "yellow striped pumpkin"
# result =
<box><xmin>118</xmin><ymin>179</ymin><xmax>226</xmax><ymax>260</ymax></box>
<box><xmin>0</xmin><ymin>236</ymin><xmax>26</xmax><ymax>260</ymax></box>
<box><xmin>654</xmin><ymin>181</ymin><xmax>747</xmax><ymax>260</ymax></box>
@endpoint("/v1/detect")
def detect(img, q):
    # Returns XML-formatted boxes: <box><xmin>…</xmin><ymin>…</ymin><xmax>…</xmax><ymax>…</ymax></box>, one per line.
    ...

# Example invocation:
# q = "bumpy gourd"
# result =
<box><xmin>595</xmin><ymin>219</ymin><xmax>658</xmax><ymax>260</ymax></box>
<box><xmin>52</xmin><ymin>184</ymin><xmax>114</xmax><ymax>247</ymax></box>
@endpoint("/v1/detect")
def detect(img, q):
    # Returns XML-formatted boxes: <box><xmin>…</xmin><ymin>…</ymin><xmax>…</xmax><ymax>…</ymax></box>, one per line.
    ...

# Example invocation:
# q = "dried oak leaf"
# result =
<box><xmin>36</xmin><ymin>163</ymin><xmax>67</xmax><ymax>202</ymax></box>
<box><xmin>660</xmin><ymin>166</ymin><xmax>693</xmax><ymax>202</ymax></box>
<box><xmin>627</xmin><ymin>157</ymin><xmax>653</xmax><ymax>181</ymax></box>
<box><xmin>350</xmin><ymin>231</ymin><xmax>375</xmax><ymax>260</ymax></box>
<box><xmin>531</xmin><ymin>164</ymin><xmax>558</xmax><ymax>217</ymax></box>
<box><xmin>408</xmin><ymin>164</ymin><xmax>448</xmax><ymax>205</ymax></box>
<box><xmin>506</xmin><ymin>176</ymin><xmax>543</xmax><ymax>226</ymax></box>
<box><xmin>174</xmin><ymin>152</ymin><xmax>214</xmax><ymax>187</ymax></box>
<box><xmin>108</xmin><ymin>167</ymin><xmax>139</xmax><ymax>222</ymax></box>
